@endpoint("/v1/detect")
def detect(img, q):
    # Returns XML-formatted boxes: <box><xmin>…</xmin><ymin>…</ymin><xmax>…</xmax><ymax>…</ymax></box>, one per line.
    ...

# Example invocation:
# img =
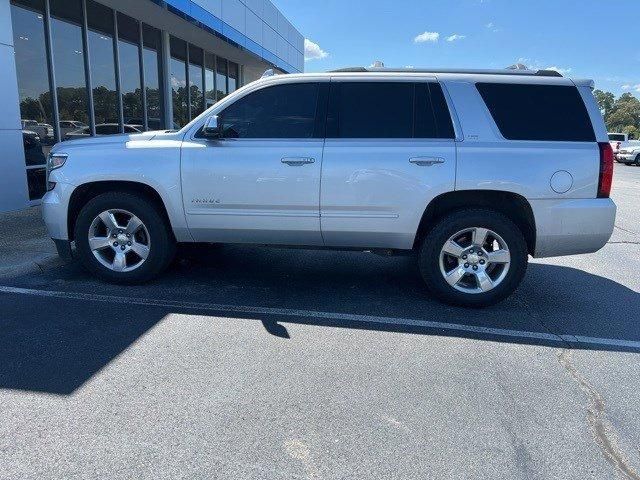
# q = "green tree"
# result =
<box><xmin>593</xmin><ymin>89</ymin><xmax>615</xmax><ymax>120</ymax></box>
<box><xmin>623</xmin><ymin>125</ymin><xmax>639</xmax><ymax>140</ymax></box>
<box><xmin>607</xmin><ymin>92</ymin><xmax>640</xmax><ymax>134</ymax></box>
<box><xmin>595</xmin><ymin>89</ymin><xmax>640</xmax><ymax>134</ymax></box>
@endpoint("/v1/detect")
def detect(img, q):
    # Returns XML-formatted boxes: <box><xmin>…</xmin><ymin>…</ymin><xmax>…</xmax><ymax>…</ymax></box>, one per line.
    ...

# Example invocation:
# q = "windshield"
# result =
<box><xmin>609</xmin><ymin>134</ymin><xmax>626</xmax><ymax>142</ymax></box>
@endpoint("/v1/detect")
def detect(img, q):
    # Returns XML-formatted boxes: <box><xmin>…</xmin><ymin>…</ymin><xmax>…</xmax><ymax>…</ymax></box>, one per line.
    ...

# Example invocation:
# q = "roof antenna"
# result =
<box><xmin>371</xmin><ymin>60</ymin><xmax>385</xmax><ymax>68</ymax></box>
<box><xmin>261</xmin><ymin>68</ymin><xmax>276</xmax><ymax>78</ymax></box>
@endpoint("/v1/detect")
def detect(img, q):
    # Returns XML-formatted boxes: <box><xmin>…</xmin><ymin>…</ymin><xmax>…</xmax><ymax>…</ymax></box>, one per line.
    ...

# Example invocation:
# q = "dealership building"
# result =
<box><xmin>0</xmin><ymin>0</ymin><xmax>304</xmax><ymax>212</ymax></box>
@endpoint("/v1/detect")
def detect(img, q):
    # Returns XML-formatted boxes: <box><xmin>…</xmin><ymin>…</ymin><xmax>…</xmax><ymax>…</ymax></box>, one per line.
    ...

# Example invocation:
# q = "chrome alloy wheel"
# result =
<box><xmin>439</xmin><ymin>227</ymin><xmax>511</xmax><ymax>294</ymax></box>
<box><xmin>88</xmin><ymin>209</ymin><xmax>151</xmax><ymax>272</ymax></box>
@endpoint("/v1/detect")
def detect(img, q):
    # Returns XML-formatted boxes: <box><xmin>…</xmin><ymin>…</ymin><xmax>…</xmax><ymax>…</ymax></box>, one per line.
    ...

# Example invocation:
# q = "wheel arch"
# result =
<box><xmin>67</xmin><ymin>181</ymin><xmax>175</xmax><ymax>242</ymax></box>
<box><xmin>413</xmin><ymin>190</ymin><xmax>536</xmax><ymax>255</ymax></box>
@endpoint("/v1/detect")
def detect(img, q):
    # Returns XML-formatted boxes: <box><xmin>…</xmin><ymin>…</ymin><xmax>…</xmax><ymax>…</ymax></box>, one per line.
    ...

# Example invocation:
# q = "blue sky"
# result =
<box><xmin>273</xmin><ymin>0</ymin><xmax>640</xmax><ymax>97</ymax></box>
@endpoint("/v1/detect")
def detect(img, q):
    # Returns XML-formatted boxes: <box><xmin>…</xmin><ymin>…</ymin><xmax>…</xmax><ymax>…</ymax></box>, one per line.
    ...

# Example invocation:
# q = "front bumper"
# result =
<box><xmin>531</xmin><ymin>198</ymin><xmax>616</xmax><ymax>258</ymax></box>
<box><xmin>42</xmin><ymin>181</ymin><xmax>75</xmax><ymax>240</ymax></box>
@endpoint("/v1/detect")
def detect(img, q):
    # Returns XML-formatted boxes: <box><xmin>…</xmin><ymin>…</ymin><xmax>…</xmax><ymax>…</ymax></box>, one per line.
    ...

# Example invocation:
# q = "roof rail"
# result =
<box><xmin>329</xmin><ymin>67</ymin><xmax>563</xmax><ymax>77</ymax></box>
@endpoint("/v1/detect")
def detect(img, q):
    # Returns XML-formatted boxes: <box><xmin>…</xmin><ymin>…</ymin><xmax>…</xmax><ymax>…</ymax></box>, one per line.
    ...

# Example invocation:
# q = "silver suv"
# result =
<box><xmin>43</xmin><ymin>67</ymin><xmax>616</xmax><ymax>307</ymax></box>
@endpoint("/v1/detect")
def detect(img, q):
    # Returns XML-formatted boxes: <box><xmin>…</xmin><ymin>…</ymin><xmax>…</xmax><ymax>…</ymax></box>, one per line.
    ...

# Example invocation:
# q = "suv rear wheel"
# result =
<box><xmin>418</xmin><ymin>209</ymin><xmax>528</xmax><ymax>307</ymax></box>
<box><xmin>74</xmin><ymin>192</ymin><xmax>175</xmax><ymax>284</ymax></box>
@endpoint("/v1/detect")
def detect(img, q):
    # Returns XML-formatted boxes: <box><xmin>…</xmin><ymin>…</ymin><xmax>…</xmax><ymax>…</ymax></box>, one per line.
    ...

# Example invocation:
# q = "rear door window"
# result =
<box><xmin>327</xmin><ymin>82</ymin><xmax>414</xmax><ymax>138</ymax></box>
<box><xmin>326</xmin><ymin>81</ymin><xmax>455</xmax><ymax>139</ymax></box>
<box><xmin>414</xmin><ymin>83</ymin><xmax>456</xmax><ymax>139</ymax></box>
<box><xmin>476</xmin><ymin>83</ymin><xmax>595</xmax><ymax>142</ymax></box>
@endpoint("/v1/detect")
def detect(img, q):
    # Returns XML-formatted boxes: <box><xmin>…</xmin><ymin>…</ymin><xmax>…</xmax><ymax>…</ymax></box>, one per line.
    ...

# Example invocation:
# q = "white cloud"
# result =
<box><xmin>545</xmin><ymin>66</ymin><xmax>572</xmax><ymax>75</ymax></box>
<box><xmin>485</xmin><ymin>22</ymin><xmax>500</xmax><ymax>32</ymax></box>
<box><xmin>446</xmin><ymin>34</ymin><xmax>467</xmax><ymax>42</ymax></box>
<box><xmin>304</xmin><ymin>39</ymin><xmax>328</xmax><ymax>62</ymax></box>
<box><xmin>621</xmin><ymin>84</ymin><xmax>640</xmax><ymax>92</ymax></box>
<box><xmin>171</xmin><ymin>76</ymin><xmax>186</xmax><ymax>88</ymax></box>
<box><xmin>414</xmin><ymin>31</ymin><xmax>440</xmax><ymax>43</ymax></box>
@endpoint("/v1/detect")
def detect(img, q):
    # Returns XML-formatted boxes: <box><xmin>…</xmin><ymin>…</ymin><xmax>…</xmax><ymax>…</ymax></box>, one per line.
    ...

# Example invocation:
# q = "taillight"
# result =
<box><xmin>598</xmin><ymin>142</ymin><xmax>614</xmax><ymax>198</ymax></box>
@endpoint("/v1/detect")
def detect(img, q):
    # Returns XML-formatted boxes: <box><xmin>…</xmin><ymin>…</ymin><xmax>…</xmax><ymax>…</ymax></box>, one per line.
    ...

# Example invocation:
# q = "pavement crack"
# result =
<box><xmin>614</xmin><ymin>225</ymin><xmax>639</xmax><ymax>236</ymax></box>
<box><xmin>558</xmin><ymin>349</ymin><xmax>640</xmax><ymax>480</ymax></box>
<box><xmin>608</xmin><ymin>241</ymin><xmax>640</xmax><ymax>245</ymax></box>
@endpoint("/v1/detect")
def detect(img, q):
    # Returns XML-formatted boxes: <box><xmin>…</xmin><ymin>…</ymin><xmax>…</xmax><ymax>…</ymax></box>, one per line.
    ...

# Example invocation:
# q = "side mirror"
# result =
<box><xmin>202</xmin><ymin>115</ymin><xmax>222</xmax><ymax>138</ymax></box>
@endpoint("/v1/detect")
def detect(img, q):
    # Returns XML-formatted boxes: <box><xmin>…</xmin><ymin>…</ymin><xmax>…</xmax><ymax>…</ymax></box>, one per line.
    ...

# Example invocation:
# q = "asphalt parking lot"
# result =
<box><xmin>1</xmin><ymin>165</ymin><xmax>639</xmax><ymax>479</ymax></box>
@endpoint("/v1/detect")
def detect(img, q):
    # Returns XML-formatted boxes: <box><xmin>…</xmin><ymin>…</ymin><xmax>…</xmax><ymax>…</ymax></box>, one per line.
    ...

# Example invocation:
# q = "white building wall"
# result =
<box><xmin>0</xmin><ymin>0</ymin><xmax>29</xmax><ymax>213</ymax></box>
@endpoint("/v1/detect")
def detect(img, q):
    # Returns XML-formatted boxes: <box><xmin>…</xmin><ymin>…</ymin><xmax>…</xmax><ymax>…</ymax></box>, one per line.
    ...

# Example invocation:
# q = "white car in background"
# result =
<box><xmin>21</xmin><ymin>119</ymin><xmax>54</xmax><ymax>143</ymax></box>
<box><xmin>608</xmin><ymin>132</ymin><xmax>640</xmax><ymax>161</ymax></box>
<box><xmin>64</xmin><ymin>123</ymin><xmax>143</xmax><ymax>141</ymax></box>
<box><xmin>59</xmin><ymin>120</ymin><xmax>89</xmax><ymax>139</ymax></box>
<box><xmin>616</xmin><ymin>145</ymin><xmax>640</xmax><ymax>165</ymax></box>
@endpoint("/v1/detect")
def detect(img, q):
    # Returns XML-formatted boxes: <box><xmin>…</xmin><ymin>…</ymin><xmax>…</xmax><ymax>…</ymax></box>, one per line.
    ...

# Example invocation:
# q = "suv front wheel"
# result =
<box><xmin>74</xmin><ymin>192</ymin><xmax>175</xmax><ymax>284</ymax></box>
<box><xmin>418</xmin><ymin>209</ymin><xmax>528</xmax><ymax>307</ymax></box>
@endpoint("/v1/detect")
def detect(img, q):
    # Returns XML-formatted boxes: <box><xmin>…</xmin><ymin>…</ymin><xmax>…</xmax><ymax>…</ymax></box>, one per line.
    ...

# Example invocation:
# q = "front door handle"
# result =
<box><xmin>409</xmin><ymin>157</ymin><xmax>445</xmax><ymax>166</ymax></box>
<box><xmin>282</xmin><ymin>157</ymin><xmax>315</xmax><ymax>166</ymax></box>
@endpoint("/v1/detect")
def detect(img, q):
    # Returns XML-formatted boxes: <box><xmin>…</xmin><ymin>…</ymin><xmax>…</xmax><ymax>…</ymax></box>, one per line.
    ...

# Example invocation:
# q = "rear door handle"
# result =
<box><xmin>409</xmin><ymin>157</ymin><xmax>445</xmax><ymax>166</ymax></box>
<box><xmin>282</xmin><ymin>157</ymin><xmax>315</xmax><ymax>166</ymax></box>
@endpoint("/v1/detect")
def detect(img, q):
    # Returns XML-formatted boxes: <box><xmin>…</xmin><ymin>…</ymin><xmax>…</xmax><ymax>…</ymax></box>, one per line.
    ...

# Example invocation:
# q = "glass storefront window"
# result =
<box><xmin>10</xmin><ymin>0</ymin><xmax>249</xmax><ymax>201</ymax></box>
<box><xmin>216</xmin><ymin>57</ymin><xmax>228</xmax><ymax>101</ymax></box>
<box><xmin>169</xmin><ymin>36</ymin><xmax>188</xmax><ymax>128</ymax></box>
<box><xmin>86</xmin><ymin>0</ymin><xmax>118</xmax><ymax>133</ymax></box>
<box><xmin>50</xmin><ymin>0</ymin><xmax>90</xmax><ymax>141</ymax></box>
<box><xmin>205</xmin><ymin>53</ymin><xmax>216</xmax><ymax>109</ymax></box>
<box><xmin>142</xmin><ymin>24</ymin><xmax>164</xmax><ymax>131</ymax></box>
<box><xmin>117</xmin><ymin>13</ymin><xmax>143</xmax><ymax>130</ymax></box>
<box><xmin>11</xmin><ymin>0</ymin><xmax>54</xmax><ymax>200</ymax></box>
<box><xmin>228</xmin><ymin>61</ymin><xmax>239</xmax><ymax>94</ymax></box>
<box><xmin>188</xmin><ymin>45</ymin><xmax>204</xmax><ymax>119</ymax></box>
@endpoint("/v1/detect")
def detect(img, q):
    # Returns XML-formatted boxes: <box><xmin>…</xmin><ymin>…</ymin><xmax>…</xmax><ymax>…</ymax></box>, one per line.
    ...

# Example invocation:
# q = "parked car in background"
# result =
<box><xmin>608</xmin><ymin>132</ymin><xmax>640</xmax><ymax>161</ymax></box>
<box><xmin>616</xmin><ymin>145</ymin><xmax>640</xmax><ymax>166</ymax></box>
<box><xmin>64</xmin><ymin>124</ymin><xmax>143</xmax><ymax>140</ymax></box>
<box><xmin>59</xmin><ymin>120</ymin><xmax>89</xmax><ymax>139</ymax></box>
<box><xmin>43</xmin><ymin>67</ymin><xmax>616</xmax><ymax>307</ymax></box>
<box><xmin>22</xmin><ymin>129</ymin><xmax>46</xmax><ymax>166</ymax></box>
<box><xmin>125</xmin><ymin>118</ymin><xmax>166</xmax><ymax>131</ymax></box>
<box><xmin>21</xmin><ymin>119</ymin><xmax>54</xmax><ymax>144</ymax></box>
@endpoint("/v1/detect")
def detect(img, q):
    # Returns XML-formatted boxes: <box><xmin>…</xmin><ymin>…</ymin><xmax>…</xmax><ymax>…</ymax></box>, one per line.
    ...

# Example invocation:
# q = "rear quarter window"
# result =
<box><xmin>476</xmin><ymin>83</ymin><xmax>595</xmax><ymax>142</ymax></box>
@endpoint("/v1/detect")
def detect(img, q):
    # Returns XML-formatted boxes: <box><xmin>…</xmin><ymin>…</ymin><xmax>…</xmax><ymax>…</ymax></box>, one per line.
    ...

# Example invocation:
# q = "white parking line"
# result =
<box><xmin>0</xmin><ymin>285</ymin><xmax>638</xmax><ymax>351</ymax></box>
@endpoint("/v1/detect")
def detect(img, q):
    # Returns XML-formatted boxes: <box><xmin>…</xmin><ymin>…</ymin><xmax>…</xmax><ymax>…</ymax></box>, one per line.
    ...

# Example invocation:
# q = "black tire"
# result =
<box><xmin>418</xmin><ymin>209</ymin><xmax>528</xmax><ymax>308</ymax></box>
<box><xmin>74</xmin><ymin>192</ymin><xmax>175</xmax><ymax>284</ymax></box>
<box><xmin>636</xmin><ymin>155</ymin><xmax>640</xmax><ymax>166</ymax></box>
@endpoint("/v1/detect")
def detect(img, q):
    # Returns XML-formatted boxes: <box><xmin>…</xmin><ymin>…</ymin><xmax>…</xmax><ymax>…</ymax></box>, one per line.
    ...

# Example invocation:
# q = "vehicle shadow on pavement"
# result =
<box><xmin>0</xmin><ymin>245</ymin><xmax>638</xmax><ymax>395</ymax></box>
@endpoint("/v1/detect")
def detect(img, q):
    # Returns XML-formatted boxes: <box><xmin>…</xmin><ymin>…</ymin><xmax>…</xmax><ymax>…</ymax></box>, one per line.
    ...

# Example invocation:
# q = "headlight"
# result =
<box><xmin>48</xmin><ymin>152</ymin><xmax>68</xmax><ymax>171</ymax></box>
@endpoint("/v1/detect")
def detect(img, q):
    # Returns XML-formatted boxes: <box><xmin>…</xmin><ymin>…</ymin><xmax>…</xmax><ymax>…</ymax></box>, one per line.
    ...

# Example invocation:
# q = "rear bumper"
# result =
<box><xmin>531</xmin><ymin>198</ymin><xmax>616</xmax><ymax>258</ymax></box>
